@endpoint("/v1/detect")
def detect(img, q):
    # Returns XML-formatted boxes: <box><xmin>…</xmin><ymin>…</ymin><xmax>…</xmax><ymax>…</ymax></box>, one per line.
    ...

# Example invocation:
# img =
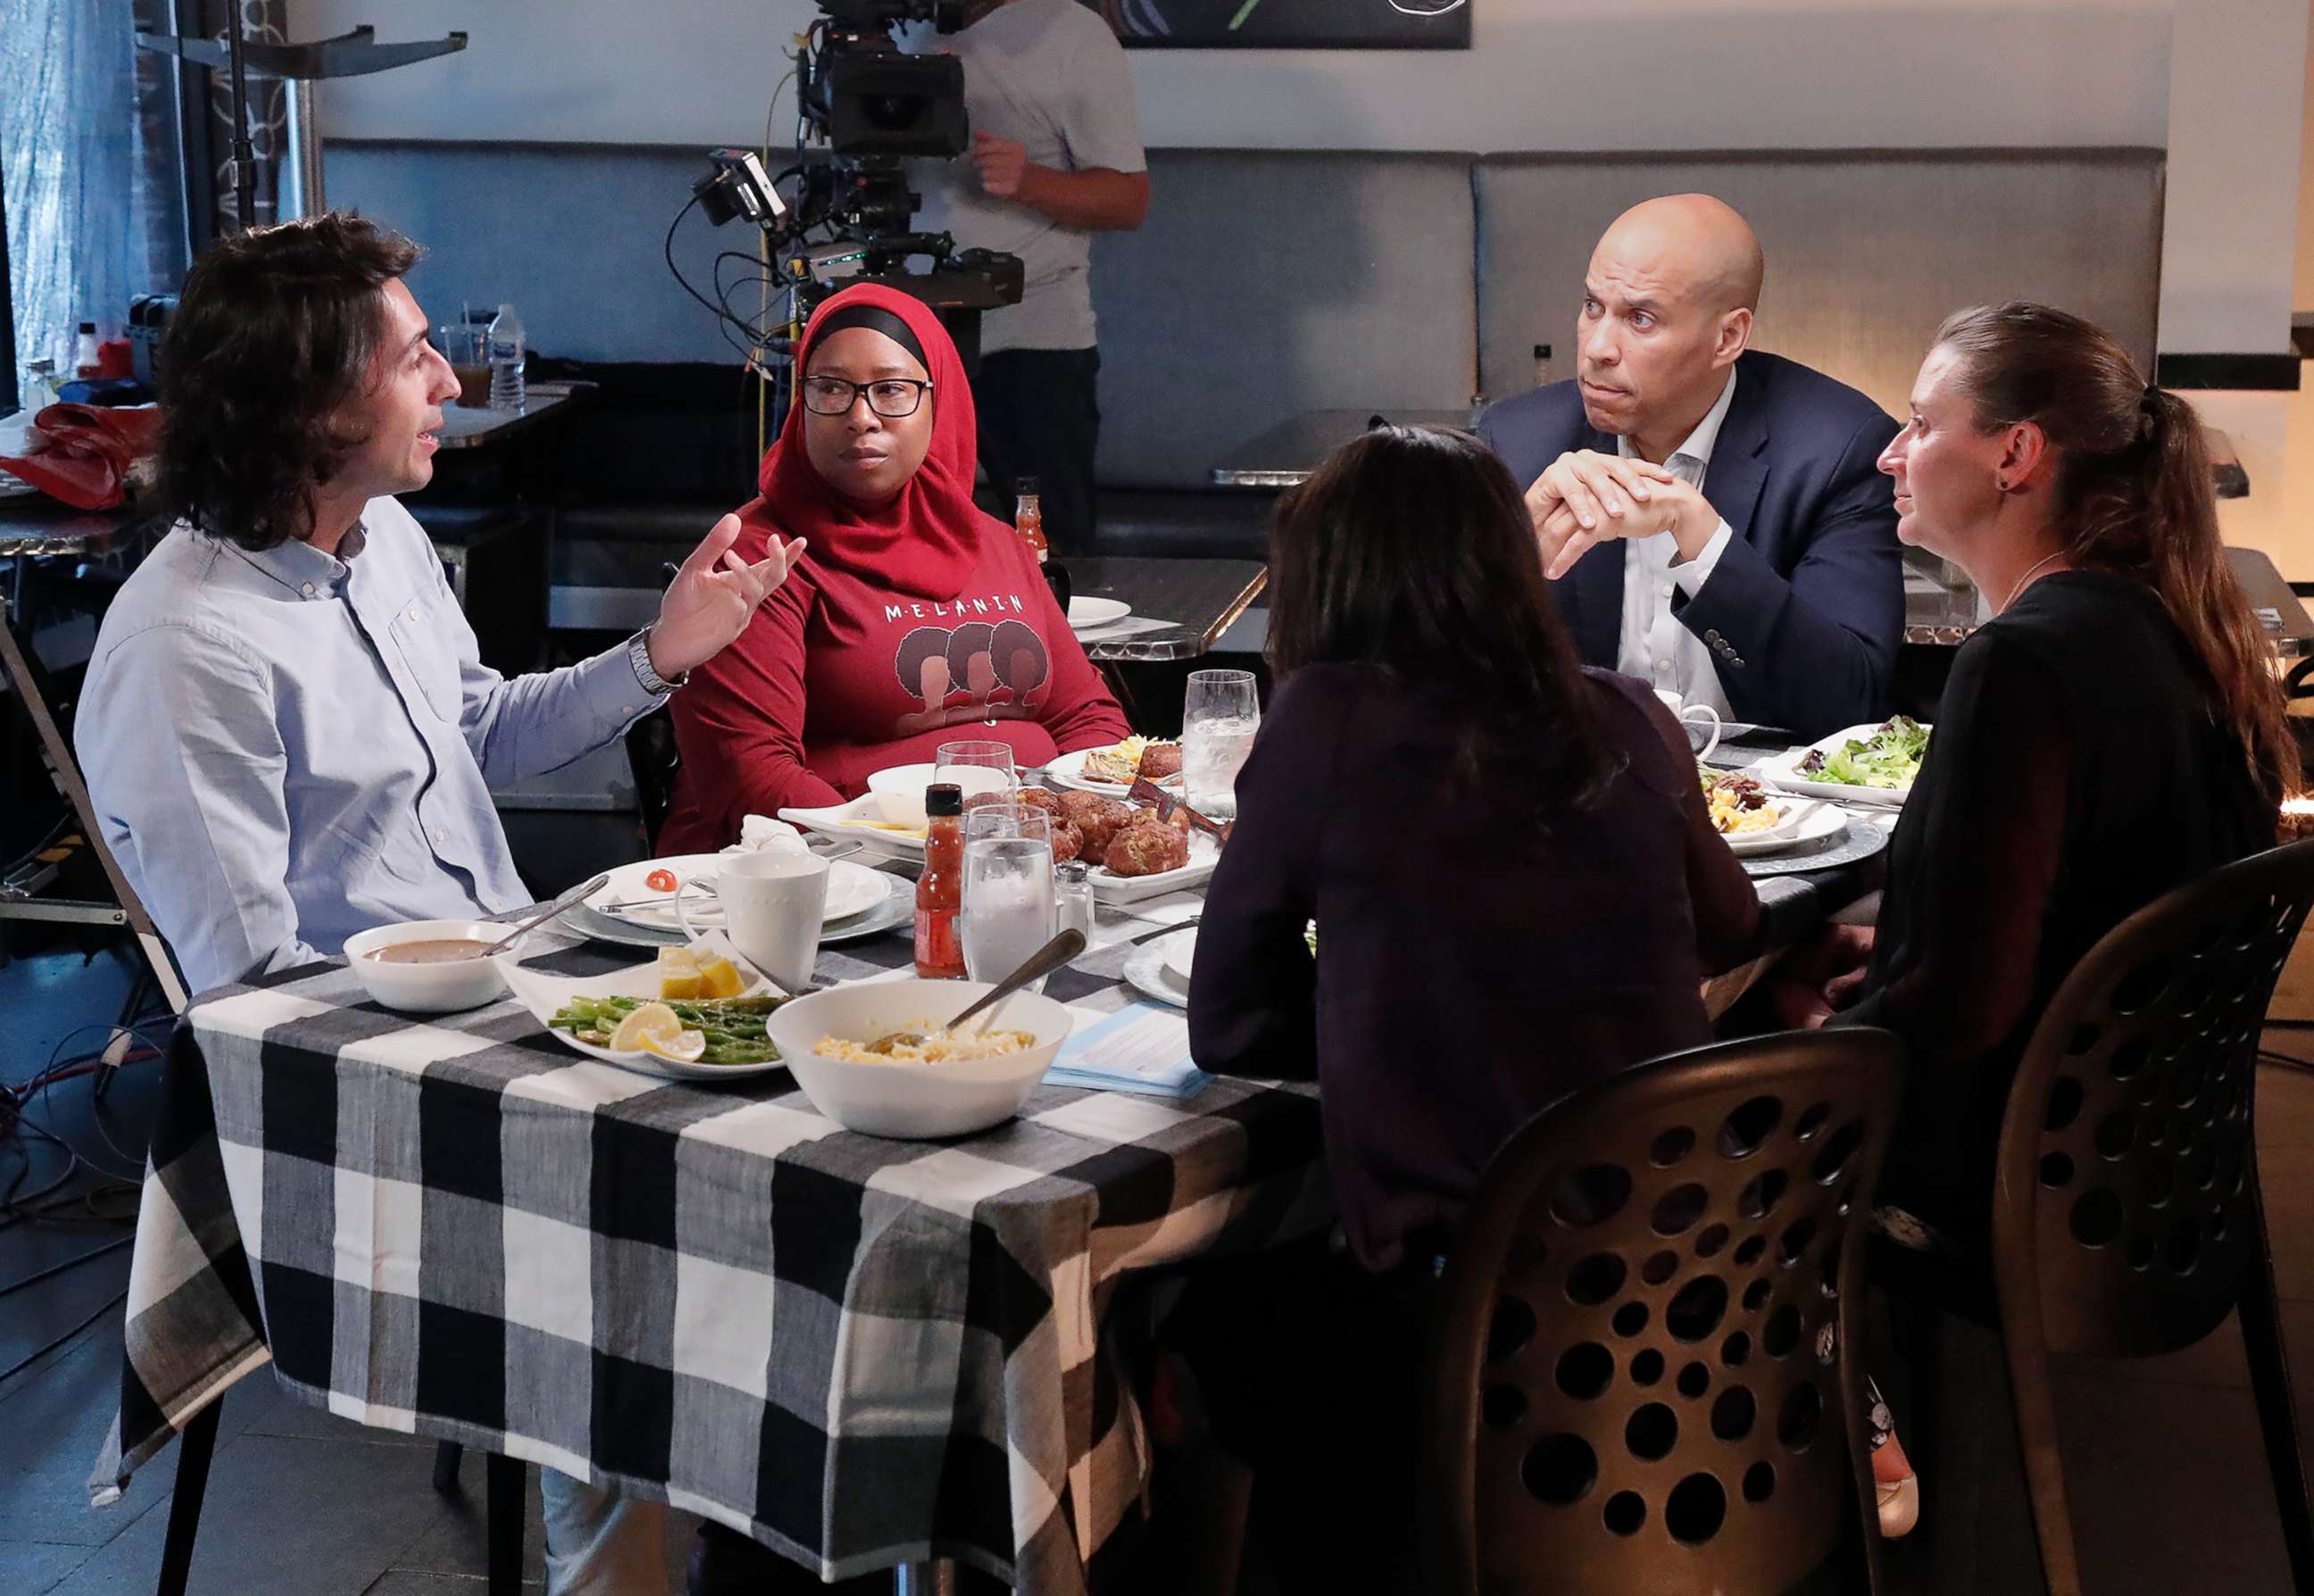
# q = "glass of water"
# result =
<box><xmin>962</xmin><ymin>803</ymin><xmax>1057</xmax><ymax>994</ymax></box>
<box><xmin>1181</xmin><ymin>669</ymin><xmax>1260</xmax><ymax>820</ymax></box>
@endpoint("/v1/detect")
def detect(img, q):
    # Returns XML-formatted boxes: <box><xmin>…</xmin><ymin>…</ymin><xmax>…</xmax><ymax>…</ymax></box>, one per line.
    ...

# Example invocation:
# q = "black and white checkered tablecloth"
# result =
<box><xmin>92</xmin><ymin>851</ymin><xmax>1868</xmax><ymax>1592</ymax></box>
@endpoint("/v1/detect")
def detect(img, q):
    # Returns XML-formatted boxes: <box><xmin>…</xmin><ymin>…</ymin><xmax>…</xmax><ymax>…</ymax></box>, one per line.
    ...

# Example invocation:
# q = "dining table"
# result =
<box><xmin>94</xmin><ymin>774</ymin><xmax>1886</xmax><ymax>1595</ymax></box>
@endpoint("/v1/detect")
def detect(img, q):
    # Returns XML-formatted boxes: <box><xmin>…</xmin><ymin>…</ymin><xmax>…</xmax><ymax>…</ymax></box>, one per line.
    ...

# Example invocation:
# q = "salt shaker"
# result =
<box><xmin>1054</xmin><ymin>860</ymin><xmax>1095</xmax><ymax>945</ymax></box>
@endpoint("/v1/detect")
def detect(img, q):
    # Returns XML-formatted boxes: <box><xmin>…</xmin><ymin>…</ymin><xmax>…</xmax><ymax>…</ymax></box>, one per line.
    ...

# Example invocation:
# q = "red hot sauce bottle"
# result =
<box><xmin>914</xmin><ymin>783</ymin><xmax>967</xmax><ymax>978</ymax></box>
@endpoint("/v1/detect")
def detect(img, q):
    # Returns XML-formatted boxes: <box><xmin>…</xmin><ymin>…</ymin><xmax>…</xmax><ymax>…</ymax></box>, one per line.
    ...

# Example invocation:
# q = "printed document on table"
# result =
<box><xmin>1049</xmin><ymin>1004</ymin><xmax>1210</xmax><ymax>1099</ymax></box>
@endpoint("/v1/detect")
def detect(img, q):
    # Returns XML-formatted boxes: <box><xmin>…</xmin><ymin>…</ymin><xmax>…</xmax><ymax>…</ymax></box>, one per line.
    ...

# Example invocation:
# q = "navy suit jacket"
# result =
<box><xmin>1477</xmin><ymin>349</ymin><xmax>1904</xmax><ymax>737</ymax></box>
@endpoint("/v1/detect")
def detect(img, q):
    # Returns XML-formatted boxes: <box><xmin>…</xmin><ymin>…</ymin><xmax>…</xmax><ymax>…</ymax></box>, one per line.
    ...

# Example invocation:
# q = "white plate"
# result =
<box><xmin>819</xmin><ymin>872</ymin><xmax>915</xmax><ymax>944</ymax></box>
<box><xmin>1753</xmin><ymin>722</ymin><xmax>1932</xmax><ymax>809</ymax></box>
<box><xmin>1068</xmin><ymin>596</ymin><xmax>1130</xmax><ymax>631</ymax></box>
<box><xmin>585</xmin><ymin>854</ymin><xmax>728</xmax><ymax>931</ymax></box>
<box><xmin>779</xmin><ymin>798</ymin><xmax>928</xmax><ymax>861</ymax></box>
<box><xmin>1121</xmin><ymin>945</ymin><xmax>1191</xmax><ymax>1010</ymax></box>
<box><xmin>1162</xmin><ymin>927</ymin><xmax>1198</xmax><ymax>985</ymax></box>
<box><xmin>1089</xmin><ymin>832</ymin><xmax>1219</xmax><ymax>905</ymax></box>
<box><xmin>1045</xmin><ymin>745</ymin><xmax>1185</xmax><ymax>798</ymax></box>
<box><xmin>1721</xmin><ymin>801</ymin><xmax>1848</xmax><ymax>857</ymax></box>
<box><xmin>494</xmin><ymin>936</ymin><xmax>791</xmax><ymax>1083</ymax></box>
<box><xmin>588</xmin><ymin>854</ymin><xmax>888</xmax><ymax>934</ymax></box>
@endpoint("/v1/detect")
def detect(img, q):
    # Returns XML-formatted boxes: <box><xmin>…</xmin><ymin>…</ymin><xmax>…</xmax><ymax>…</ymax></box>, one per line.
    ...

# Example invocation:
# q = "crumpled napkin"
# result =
<box><xmin>0</xmin><ymin>403</ymin><xmax>162</xmax><ymax>510</ymax></box>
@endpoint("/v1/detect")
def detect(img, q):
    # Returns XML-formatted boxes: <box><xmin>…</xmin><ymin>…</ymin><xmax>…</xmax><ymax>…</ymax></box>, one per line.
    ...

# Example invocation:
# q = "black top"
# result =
<box><xmin>1187</xmin><ymin>664</ymin><xmax>1761</xmax><ymax>1270</ymax></box>
<box><xmin>1846</xmin><ymin>571</ymin><xmax>2278</xmax><ymax>1234</ymax></box>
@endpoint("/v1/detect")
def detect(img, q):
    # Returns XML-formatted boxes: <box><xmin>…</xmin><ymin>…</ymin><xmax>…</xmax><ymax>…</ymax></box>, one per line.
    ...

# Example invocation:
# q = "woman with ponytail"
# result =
<box><xmin>1785</xmin><ymin>302</ymin><xmax>2292</xmax><ymax>1249</ymax></box>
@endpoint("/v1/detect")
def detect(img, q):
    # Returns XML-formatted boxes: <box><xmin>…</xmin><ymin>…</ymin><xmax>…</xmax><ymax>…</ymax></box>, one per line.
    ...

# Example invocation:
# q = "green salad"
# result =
<box><xmin>1796</xmin><ymin>716</ymin><xmax>1930</xmax><ymax>790</ymax></box>
<box><xmin>551</xmin><ymin>993</ymin><xmax>786</xmax><ymax>1066</ymax></box>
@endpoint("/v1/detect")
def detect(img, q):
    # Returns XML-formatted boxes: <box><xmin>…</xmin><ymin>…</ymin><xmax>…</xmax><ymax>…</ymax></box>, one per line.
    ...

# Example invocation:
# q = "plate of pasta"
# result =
<box><xmin>1702</xmin><ymin>770</ymin><xmax>1844</xmax><ymax>856</ymax></box>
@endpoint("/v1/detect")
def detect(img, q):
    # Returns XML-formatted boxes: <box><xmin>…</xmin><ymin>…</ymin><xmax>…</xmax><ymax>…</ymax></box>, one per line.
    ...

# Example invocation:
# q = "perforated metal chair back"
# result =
<box><xmin>1423</xmin><ymin>1028</ymin><xmax>1906</xmax><ymax>1596</ymax></box>
<box><xmin>1994</xmin><ymin>837</ymin><xmax>2314</xmax><ymax>1357</ymax></box>
<box><xmin>1987</xmin><ymin>836</ymin><xmax>2314</xmax><ymax>1595</ymax></box>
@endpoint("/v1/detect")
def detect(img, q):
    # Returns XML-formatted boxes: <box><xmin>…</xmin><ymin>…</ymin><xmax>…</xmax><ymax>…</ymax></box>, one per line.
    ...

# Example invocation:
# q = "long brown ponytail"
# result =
<box><xmin>1935</xmin><ymin>303</ymin><xmax>2295</xmax><ymax>800</ymax></box>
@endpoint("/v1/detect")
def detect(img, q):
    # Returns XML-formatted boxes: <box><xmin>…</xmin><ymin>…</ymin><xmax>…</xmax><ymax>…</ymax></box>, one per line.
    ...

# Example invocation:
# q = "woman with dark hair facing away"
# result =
<box><xmin>1172</xmin><ymin>425</ymin><xmax>1764</xmax><ymax>1589</ymax></box>
<box><xmin>1781</xmin><ymin>303</ymin><xmax>2292</xmax><ymax>1249</ymax></box>
<box><xmin>658</xmin><ymin>284</ymin><xmax>1128</xmax><ymax>851</ymax></box>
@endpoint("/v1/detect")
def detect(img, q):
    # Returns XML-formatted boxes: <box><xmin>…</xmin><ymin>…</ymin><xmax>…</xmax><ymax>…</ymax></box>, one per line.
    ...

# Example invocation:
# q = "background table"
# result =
<box><xmin>1209</xmin><ymin>407</ymin><xmax>1474</xmax><ymax>488</ymax></box>
<box><xmin>1068</xmin><ymin>555</ymin><xmax>1267</xmax><ymax>663</ymax></box>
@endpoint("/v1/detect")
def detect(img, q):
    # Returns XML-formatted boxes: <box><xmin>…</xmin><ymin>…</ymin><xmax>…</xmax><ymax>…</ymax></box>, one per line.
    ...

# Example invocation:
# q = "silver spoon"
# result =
<box><xmin>480</xmin><ymin>873</ymin><xmax>613</xmax><ymax>958</ymax></box>
<box><xmin>862</xmin><ymin>927</ymin><xmax>1088</xmax><ymax>1053</ymax></box>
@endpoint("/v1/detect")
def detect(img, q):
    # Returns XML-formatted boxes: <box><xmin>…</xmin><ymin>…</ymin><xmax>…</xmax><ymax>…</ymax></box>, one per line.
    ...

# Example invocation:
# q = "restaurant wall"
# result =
<box><xmin>310</xmin><ymin>0</ymin><xmax>2171</xmax><ymax>152</ymax></box>
<box><xmin>2300</xmin><ymin>12</ymin><xmax>2314</xmax><ymax>314</ymax></box>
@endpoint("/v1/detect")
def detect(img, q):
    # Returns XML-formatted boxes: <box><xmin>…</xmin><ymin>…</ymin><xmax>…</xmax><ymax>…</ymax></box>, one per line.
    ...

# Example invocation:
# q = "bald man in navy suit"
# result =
<box><xmin>1477</xmin><ymin>195</ymin><xmax>1903</xmax><ymax>737</ymax></box>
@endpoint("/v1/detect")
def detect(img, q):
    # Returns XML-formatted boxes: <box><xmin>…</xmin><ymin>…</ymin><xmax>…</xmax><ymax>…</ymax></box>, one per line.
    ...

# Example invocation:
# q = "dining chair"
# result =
<box><xmin>624</xmin><ymin>703</ymin><xmax>680</xmax><ymax>852</ymax></box>
<box><xmin>157</xmin><ymin>1402</ymin><xmax>524</xmax><ymax>1596</ymax></box>
<box><xmin>1981</xmin><ymin>835</ymin><xmax>2314</xmax><ymax>1596</ymax></box>
<box><xmin>1421</xmin><ymin>1027</ymin><xmax>1907</xmax><ymax>1596</ymax></box>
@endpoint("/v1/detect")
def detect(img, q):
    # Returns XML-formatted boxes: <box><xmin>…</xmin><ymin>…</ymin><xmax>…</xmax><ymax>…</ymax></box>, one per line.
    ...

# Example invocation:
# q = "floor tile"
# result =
<box><xmin>0</xmin><ymin>1538</ymin><xmax>99</xmax><ymax>1595</ymax></box>
<box><xmin>362</xmin><ymin>1574</ymin><xmax>540</xmax><ymax>1594</ymax></box>
<box><xmin>2052</xmin><ymin>1369</ymin><xmax>2300</xmax><ymax>1594</ymax></box>
<box><xmin>44</xmin><ymin>1433</ymin><xmax>454</xmax><ymax>1596</ymax></box>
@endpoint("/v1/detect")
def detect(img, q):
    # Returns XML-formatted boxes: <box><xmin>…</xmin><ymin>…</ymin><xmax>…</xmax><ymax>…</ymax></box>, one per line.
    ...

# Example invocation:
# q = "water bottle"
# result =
<box><xmin>487</xmin><ymin>303</ymin><xmax>526</xmax><ymax>411</ymax></box>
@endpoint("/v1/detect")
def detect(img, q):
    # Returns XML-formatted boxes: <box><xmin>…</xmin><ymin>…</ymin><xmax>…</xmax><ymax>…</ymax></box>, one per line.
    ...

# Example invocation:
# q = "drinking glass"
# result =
<box><xmin>936</xmin><ymin>738</ymin><xmax>1019</xmax><ymax>814</ymax></box>
<box><xmin>961</xmin><ymin>803</ymin><xmax>1056</xmax><ymax>994</ymax></box>
<box><xmin>435</xmin><ymin>324</ymin><xmax>491</xmax><ymax>409</ymax></box>
<box><xmin>1181</xmin><ymin>669</ymin><xmax>1260</xmax><ymax>820</ymax></box>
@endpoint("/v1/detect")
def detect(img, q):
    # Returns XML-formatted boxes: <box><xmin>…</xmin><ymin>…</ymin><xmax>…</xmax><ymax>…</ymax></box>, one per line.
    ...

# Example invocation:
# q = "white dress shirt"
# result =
<box><xmin>77</xmin><ymin>497</ymin><xmax>669</xmax><ymax>991</ymax></box>
<box><xmin>1616</xmin><ymin>371</ymin><xmax>1739</xmax><ymax>717</ymax></box>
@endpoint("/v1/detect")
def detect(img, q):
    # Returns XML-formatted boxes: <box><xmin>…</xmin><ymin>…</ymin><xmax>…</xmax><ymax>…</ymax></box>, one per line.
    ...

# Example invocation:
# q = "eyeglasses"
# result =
<box><xmin>800</xmin><ymin>375</ymin><xmax>933</xmax><ymax>419</ymax></box>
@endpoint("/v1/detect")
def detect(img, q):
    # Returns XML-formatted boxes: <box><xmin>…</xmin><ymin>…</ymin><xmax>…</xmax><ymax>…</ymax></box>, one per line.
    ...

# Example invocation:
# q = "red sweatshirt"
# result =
<box><xmin>658</xmin><ymin>522</ymin><xmax>1128</xmax><ymax>851</ymax></box>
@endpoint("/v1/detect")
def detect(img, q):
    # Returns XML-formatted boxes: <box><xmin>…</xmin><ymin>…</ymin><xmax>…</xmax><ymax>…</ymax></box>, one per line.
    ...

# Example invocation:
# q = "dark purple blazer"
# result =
<box><xmin>1186</xmin><ymin>664</ymin><xmax>1752</xmax><ymax>1270</ymax></box>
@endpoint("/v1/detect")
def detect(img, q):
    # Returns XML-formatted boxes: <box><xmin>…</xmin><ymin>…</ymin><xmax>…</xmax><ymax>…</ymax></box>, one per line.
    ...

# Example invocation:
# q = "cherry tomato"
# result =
<box><xmin>645</xmin><ymin>869</ymin><xmax>678</xmax><ymax>894</ymax></box>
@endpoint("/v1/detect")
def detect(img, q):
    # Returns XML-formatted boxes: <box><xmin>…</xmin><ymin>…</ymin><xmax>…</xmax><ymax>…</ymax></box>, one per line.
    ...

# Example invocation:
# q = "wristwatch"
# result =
<box><xmin>628</xmin><ymin>628</ymin><xmax>687</xmax><ymax>696</ymax></box>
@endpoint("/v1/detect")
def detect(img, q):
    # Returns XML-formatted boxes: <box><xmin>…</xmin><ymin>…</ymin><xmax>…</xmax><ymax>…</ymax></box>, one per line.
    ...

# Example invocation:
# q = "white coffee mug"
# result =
<box><xmin>1653</xmin><ymin>688</ymin><xmax>1723</xmax><ymax>761</ymax></box>
<box><xmin>680</xmin><ymin>850</ymin><xmax>827</xmax><ymax>994</ymax></box>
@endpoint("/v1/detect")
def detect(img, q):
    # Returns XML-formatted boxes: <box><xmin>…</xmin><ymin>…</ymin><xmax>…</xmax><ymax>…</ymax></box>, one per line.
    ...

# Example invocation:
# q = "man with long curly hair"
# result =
<box><xmin>75</xmin><ymin>212</ymin><xmax>802</xmax><ymax>1596</ymax></box>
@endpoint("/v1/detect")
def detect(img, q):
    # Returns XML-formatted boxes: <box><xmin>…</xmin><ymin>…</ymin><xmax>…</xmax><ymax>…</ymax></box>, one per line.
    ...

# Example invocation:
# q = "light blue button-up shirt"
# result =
<box><xmin>77</xmin><ymin>496</ymin><xmax>666</xmax><ymax>993</ymax></box>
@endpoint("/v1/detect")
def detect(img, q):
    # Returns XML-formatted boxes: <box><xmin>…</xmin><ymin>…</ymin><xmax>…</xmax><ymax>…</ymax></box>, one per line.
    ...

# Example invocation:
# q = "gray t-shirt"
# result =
<box><xmin>905</xmin><ymin>0</ymin><xmax>1145</xmax><ymax>353</ymax></box>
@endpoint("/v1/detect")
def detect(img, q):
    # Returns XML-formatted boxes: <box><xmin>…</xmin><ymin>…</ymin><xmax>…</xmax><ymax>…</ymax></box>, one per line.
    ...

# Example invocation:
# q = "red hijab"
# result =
<box><xmin>751</xmin><ymin>282</ymin><xmax>1004</xmax><ymax>601</ymax></box>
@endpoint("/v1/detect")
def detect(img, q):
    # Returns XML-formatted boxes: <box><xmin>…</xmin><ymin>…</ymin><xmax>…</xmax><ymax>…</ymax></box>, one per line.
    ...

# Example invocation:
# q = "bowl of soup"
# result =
<box><xmin>342</xmin><ymin>919</ymin><xmax>507</xmax><ymax>1013</ymax></box>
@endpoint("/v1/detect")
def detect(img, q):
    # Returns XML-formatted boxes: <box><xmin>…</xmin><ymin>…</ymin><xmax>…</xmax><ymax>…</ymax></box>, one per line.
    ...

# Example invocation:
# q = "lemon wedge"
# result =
<box><xmin>635</xmin><ymin>1027</ymin><xmax>706</xmax><ymax>1062</ymax></box>
<box><xmin>611</xmin><ymin>1001</ymin><xmax>683</xmax><ymax>1052</ymax></box>
<box><xmin>696</xmin><ymin>957</ymin><xmax>745</xmax><ymax>999</ymax></box>
<box><xmin>656</xmin><ymin>946</ymin><xmax>706</xmax><ymax>1000</ymax></box>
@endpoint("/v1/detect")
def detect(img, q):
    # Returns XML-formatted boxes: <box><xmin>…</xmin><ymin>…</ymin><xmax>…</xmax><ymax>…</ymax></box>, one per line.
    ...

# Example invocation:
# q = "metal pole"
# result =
<box><xmin>893</xmin><ymin>1560</ymin><xmax>957</xmax><ymax>1596</ymax></box>
<box><xmin>221</xmin><ymin>3</ymin><xmax>258</xmax><ymax>230</ymax></box>
<box><xmin>280</xmin><ymin>77</ymin><xmax>323</xmax><ymax>220</ymax></box>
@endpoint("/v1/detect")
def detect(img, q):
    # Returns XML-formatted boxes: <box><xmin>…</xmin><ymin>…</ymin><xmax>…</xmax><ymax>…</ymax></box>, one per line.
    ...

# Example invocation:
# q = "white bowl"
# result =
<box><xmin>865</xmin><ymin>762</ymin><xmax>1012</xmax><ymax>828</ymax></box>
<box><xmin>343</xmin><ymin>919</ymin><xmax>508</xmax><ymax>1013</ymax></box>
<box><xmin>764</xmin><ymin>978</ymin><xmax>1072</xmax><ymax>1139</ymax></box>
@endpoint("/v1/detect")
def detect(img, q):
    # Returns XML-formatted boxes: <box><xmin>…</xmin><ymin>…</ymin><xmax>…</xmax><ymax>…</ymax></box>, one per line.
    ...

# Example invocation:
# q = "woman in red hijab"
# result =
<box><xmin>657</xmin><ymin>284</ymin><xmax>1130</xmax><ymax>850</ymax></box>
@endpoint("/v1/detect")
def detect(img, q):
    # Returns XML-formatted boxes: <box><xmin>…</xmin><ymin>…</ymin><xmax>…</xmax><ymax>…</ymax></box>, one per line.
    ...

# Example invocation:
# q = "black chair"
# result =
<box><xmin>1421</xmin><ymin>1028</ymin><xmax>1907</xmax><ymax>1596</ymax></box>
<box><xmin>157</xmin><ymin>1400</ymin><xmax>525</xmax><ymax>1596</ymax></box>
<box><xmin>625</xmin><ymin>704</ymin><xmax>681</xmax><ymax>852</ymax></box>
<box><xmin>1980</xmin><ymin>836</ymin><xmax>2314</xmax><ymax>1596</ymax></box>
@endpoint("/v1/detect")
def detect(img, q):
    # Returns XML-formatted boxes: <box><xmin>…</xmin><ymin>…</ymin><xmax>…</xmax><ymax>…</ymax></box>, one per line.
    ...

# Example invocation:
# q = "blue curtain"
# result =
<box><xmin>2</xmin><ymin>0</ymin><xmax>180</xmax><ymax>395</ymax></box>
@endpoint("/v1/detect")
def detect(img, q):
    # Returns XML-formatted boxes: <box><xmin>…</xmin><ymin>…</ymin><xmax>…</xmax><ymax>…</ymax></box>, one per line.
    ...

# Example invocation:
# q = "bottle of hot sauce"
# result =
<box><xmin>914</xmin><ymin>783</ymin><xmax>966</xmax><ymax>979</ymax></box>
<box><xmin>1017</xmin><ymin>477</ymin><xmax>1070</xmax><ymax>610</ymax></box>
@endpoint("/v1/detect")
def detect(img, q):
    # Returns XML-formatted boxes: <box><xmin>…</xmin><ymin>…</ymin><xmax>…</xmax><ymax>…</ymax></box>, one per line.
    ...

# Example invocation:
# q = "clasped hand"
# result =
<box><xmin>1524</xmin><ymin>449</ymin><xmax>1715</xmax><ymax>581</ymax></box>
<box><xmin>646</xmin><ymin>514</ymin><xmax>807</xmax><ymax>681</ymax></box>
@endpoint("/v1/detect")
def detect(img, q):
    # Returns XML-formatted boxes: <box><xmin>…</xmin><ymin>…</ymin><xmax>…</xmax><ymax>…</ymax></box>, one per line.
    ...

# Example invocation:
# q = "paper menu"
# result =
<box><xmin>1047</xmin><ymin>1004</ymin><xmax>1210</xmax><ymax>1099</ymax></box>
